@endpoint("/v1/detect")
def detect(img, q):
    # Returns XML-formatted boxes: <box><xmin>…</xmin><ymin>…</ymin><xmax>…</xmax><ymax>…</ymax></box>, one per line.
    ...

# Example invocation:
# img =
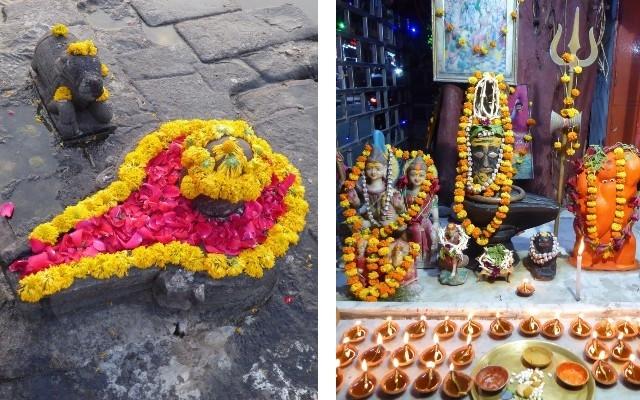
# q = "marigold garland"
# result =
<box><xmin>51</xmin><ymin>23</ymin><xmax>68</xmax><ymax>38</ymax></box>
<box><xmin>66</xmin><ymin>40</ymin><xmax>98</xmax><ymax>56</ymax></box>
<box><xmin>53</xmin><ymin>86</ymin><xmax>72</xmax><ymax>102</ymax></box>
<box><xmin>554</xmin><ymin>53</ymin><xmax>583</xmax><ymax>156</ymax></box>
<box><xmin>20</xmin><ymin>120</ymin><xmax>308</xmax><ymax>302</ymax></box>
<box><xmin>453</xmin><ymin>72</ymin><xmax>515</xmax><ymax>246</ymax></box>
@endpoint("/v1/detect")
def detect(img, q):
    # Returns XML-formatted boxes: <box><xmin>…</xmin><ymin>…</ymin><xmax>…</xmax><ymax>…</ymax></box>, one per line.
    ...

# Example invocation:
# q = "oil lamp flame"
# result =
<box><xmin>336</xmin><ymin>358</ymin><xmax>340</xmax><ymax>368</ymax></box>
<box><xmin>599</xmin><ymin>351</ymin><xmax>606</xmax><ymax>361</ymax></box>
<box><xmin>466</xmin><ymin>333</ymin><xmax>472</xmax><ymax>346</ymax></box>
<box><xmin>631</xmin><ymin>354</ymin><xmax>637</xmax><ymax>363</ymax></box>
<box><xmin>403</xmin><ymin>332</ymin><xmax>409</xmax><ymax>344</ymax></box>
<box><xmin>393</xmin><ymin>358</ymin><xmax>399</xmax><ymax>368</ymax></box>
<box><xmin>618</xmin><ymin>332</ymin><xmax>624</xmax><ymax>340</ymax></box>
<box><xmin>433</xmin><ymin>333</ymin><xmax>440</xmax><ymax>344</ymax></box>
<box><xmin>449</xmin><ymin>363</ymin><xmax>455</xmax><ymax>372</ymax></box>
<box><xmin>377</xmin><ymin>333</ymin><xmax>383</xmax><ymax>346</ymax></box>
<box><xmin>342</xmin><ymin>337</ymin><xmax>350</xmax><ymax>345</ymax></box>
<box><xmin>420</xmin><ymin>315</ymin><xmax>427</xmax><ymax>321</ymax></box>
<box><xmin>426</xmin><ymin>361</ymin><xmax>435</xmax><ymax>369</ymax></box>
<box><xmin>591</xmin><ymin>331</ymin><xmax>597</xmax><ymax>339</ymax></box>
<box><xmin>362</xmin><ymin>360</ymin><xmax>368</xmax><ymax>372</ymax></box>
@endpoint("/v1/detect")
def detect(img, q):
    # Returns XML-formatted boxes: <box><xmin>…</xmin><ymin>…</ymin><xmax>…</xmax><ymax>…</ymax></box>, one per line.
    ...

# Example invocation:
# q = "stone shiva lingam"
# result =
<box><xmin>453</xmin><ymin>72</ymin><xmax>558</xmax><ymax>266</ymax></box>
<box><xmin>437</xmin><ymin>223</ymin><xmax>469</xmax><ymax>285</ymax></box>
<box><xmin>523</xmin><ymin>231</ymin><xmax>560</xmax><ymax>280</ymax></box>
<box><xmin>567</xmin><ymin>144</ymin><xmax>640</xmax><ymax>270</ymax></box>
<box><xmin>31</xmin><ymin>24</ymin><xmax>115</xmax><ymax>143</ymax></box>
<box><xmin>6</xmin><ymin>120</ymin><xmax>308</xmax><ymax>304</ymax></box>
<box><xmin>340</xmin><ymin>135</ymin><xmax>438</xmax><ymax>301</ymax></box>
<box><xmin>476</xmin><ymin>244</ymin><xmax>514</xmax><ymax>282</ymax></box>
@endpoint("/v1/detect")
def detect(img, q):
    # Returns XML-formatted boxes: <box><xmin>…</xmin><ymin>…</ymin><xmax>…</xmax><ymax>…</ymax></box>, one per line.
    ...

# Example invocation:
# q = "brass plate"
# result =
<box><xmin>470</xmin><ymin>340</ymin><xmax>596</xmax><ymax>400</ymax></box>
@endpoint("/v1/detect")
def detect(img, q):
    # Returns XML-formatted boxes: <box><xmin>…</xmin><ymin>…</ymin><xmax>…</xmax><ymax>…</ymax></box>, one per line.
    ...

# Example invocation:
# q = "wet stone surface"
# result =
<box><xmin>0</xmin><ymin>0</ymin><xmax>317</xmax><ymax>398</ymax></box>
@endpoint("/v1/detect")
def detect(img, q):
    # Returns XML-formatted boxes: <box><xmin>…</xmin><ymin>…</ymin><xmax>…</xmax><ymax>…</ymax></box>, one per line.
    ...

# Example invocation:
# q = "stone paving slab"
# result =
<box><xmin>133</xmin><ymin>73</ymin><xmax>237</xmax><ymax>120</ymax></box>
<box><xmin>3</xmin><ymin>0</ymin><xmax>84</xmax><ymax>27</ymax></box>
<box><xmin>241</xmin><ymin>40</ymin><xmax>318</xmax><ymax>82</ymax></box>
<box><xmin>118</xmin><ymin>45</ymin><xmax>199</xmax><ymax>80</ymax></box>
<box><xmin>175</xmin><ymin>4</ymin><xmax>316</xmax><ymax>62</ymax></box>
<box><xmin>130</xmin><ymin>0</ymin><xmax>240</xmax><ymax>27</ymax></box>
<box><xmin>195</xmin><ymin>59</ymin><xmax>264</xmax><ymax>95</ymax></box>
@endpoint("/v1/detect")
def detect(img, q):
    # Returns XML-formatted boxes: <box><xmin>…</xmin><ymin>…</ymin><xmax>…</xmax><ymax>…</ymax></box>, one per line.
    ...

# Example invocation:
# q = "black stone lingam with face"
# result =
<box><xmin>31</xmin><ymin>26</ymin><xmax>115</xmax><ymax>143</ymax></box>
<box><xmin>523</xmin><ymin>232</ymin><xmax>559</xmax><ymax>280</ymax></box>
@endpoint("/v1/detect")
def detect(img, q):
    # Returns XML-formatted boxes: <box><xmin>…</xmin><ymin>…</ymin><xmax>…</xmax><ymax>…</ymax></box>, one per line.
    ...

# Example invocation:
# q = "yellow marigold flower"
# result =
<box><xmin>101</xmin><ymin>63</ymin><xmax>109</xmax><ymax>77</ymax></box>
<box><xmin>614</xmin><ymin>147</ymin><xmax>625</xmax><ymax>155</ymax></box>
<box><xmin>587</xmin><ymin>226</ymin><xmax>597</xmax><ymax>234</ymax></box>
<box><xmin>511</xmin><ymin>11</ymin><xmax>518</xmax><ymax>20</ymax></box>
<box><xmin>560</xmin><ymin>74</ymin><xmax>571</xmax><ymax>83</ymax></box>
<box><xmin>109</xmin><ymin>180</ymin><xmax>131</xmax><ymax>201</ymax></box>
<box><xmin>561</xmin><ymin>52</ymin><xmax>574</xmax><ymax>63</ymax></box>
<box><xmin>573</xmin><ymin>66</ymin><xmax>582</xmax><ymax>74</ymax></box>
<box><xmin>572</xmin><ymin>142</ymin><xmax>580</xmax><ymax>149</ymax></box>
<box><xmin>524</xmin><ymin>134</ymin><xmax>532</xmax><ymax>142</ymax></box>
<box><xmin>67</xmin><ymin>40</ymin><xmax>98</xmax><ymax>56</ymax></box>
<box><xmin>435</xmin><ymin>8</ymin><xmax>444</xmax><ymax>17</ymax></box>
<box><xmin>612</xmin><ymin>223</ymin><xmax>622</xmax><ymax>232</ymax></box>
<box><xmin>468</xmin><ymin>76</ymin><xmax>477</xmax><ymax>85</ymax></box>
<box><xmin>458</xmin><ymin>37</ymin><xmax>467</xmax><ymax>47</ymax></box>
<box><xmin>53</xmin><ymin>86</ymin><xmax>72</xmax><ymax>101</ymax></box>
<box><xmin>571</xmin><ymin>88</ymin><xmax>580</xmax><ymax>97</ymax></box>
<box><xmin>30</xmin><ymin>222</ymin><xmax>59</xmax><ymax>244</ymax></box>
<box><xmin>51</xmin><ymin>23</ymin><xmax>69</xmax><ymax>37</ymax></box>
<box><xmin>96</xmin><ymin>87</ymin><xmax>109</xmax><ymax>102</ymax></box>
<box><xmin>500</xmin><ymin>26</ymin><xmax>508</xmax><ymax>35</ymax></box>
<box><xmin>617</xmin><ymin>171</ymin><xmax>627</xmax><ymax>179</ymax></box>
<box><xmin>377</xmin><ymin>247</ymin><xmax>390</xmax><ymax>256</ymax></box>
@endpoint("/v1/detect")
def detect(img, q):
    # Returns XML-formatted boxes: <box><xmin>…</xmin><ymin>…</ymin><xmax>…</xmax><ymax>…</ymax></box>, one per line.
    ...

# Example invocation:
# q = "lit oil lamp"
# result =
<box><xmin>336</xmin><ymin>337</ymin><xmax>358</xmax><ymax>368</ymax></box>
<box><xmin>336</xmin><ymin>359</ymin><xmax>344</xmax><ymax>392</ymax></box>
<box><xmin>405</xmin><ymin>315</ymin><xmax>428</xmax><ymax>339</ymax></box>
<box><xmin>591</xmin><ymin>351</ymin><xmax>617</xmax><ymax>386</ymax></box>
<box><xmin>516</xmin><ymin>278</ymin><xmax>535</xmax><ymax>297</ymax></box>
<box><xmin>584</xmin><ymin>331</ymin><xmax>610</xmax><ymax>362</ymax></box>
<box><xmin>459</xmin><ymin>312</ymin><xmax>482</xmax><ymax>340</ymax></box>
<box><xmin>622</xmin><ymin>354</ymin><xmax>640</xmax><ymax>386</ymax></box>
<box><xmin>489</xmin><ymin>312</ymin><xmax>513</xmax><ymax>339</ymax></box>
<box><xmin>569</xmin><ymin>313</ymin><xmax>592</xmax><ymax>338</ymax></box>
<box><xmin>434</xmin><ymin>316</ymin><xmax>457</xmax><ymax>340</ymax></box>
<box><xmin>541</xmin><ymin>313</ymin><xmax>564</xmax><ymax>340</ymax></box>
<box><xmin>391</xmin><ymin>332</ymin><xmax>416</xmax><ymax>367</ymax></box>
<box><xmin>380</xmin><ymin>358</ymin><xmax>409</xmax><ymax>395</ymax></box>
<box><xmin>420</xmin><ymin>333</ymin><xmax>446</xmax><ymax>367</ymax></box>
<box><xmin>348</xmin><ymin>360</ymin><xmax>377</xmax><ymax>399</ymax></box>
<box><xmin>616</xmin><ymin>318</ymin><xmax>638</xmax><ymax>339</ymax></box>
<box><xmin>450</xmin><ymin>333</ymin><xmax>475</xmax><ymax>368</ymax></box>
<box><xmin>359</xmin><ymin>333</ymin><xmax>386</xmax><ymax>368</ymax></box>
<box><xmin>519</xmin><ymin>312</ymin><xmax>541</xmax><ymax>336</ymax></box>
<box><xmin>414</xmin><ymin>361</ymin><xmax>441</xmax><ymax>394</ymax></box>
<box><xmin>343</xmin><ymin>320</ymin><xmax>368</xmax><ymax>344</ymax></box>
<box><xmin>441</xmin><ymin>363</ymin><xmax>473</xmax><ymax>398</ymax></box>
<box><xmin>611</xmin><ymin>332</ymin><xmax>633</xmax><ymax>363</ymax></box>
<box><xmin>595</xmin><ymin>318</ymin><xmax>618</xmax><ymax>341</ymax></box>
<box><xmin>376</xmin><ymin>316</ymin><xmax>399</xmax><ymax>342</ymax></box>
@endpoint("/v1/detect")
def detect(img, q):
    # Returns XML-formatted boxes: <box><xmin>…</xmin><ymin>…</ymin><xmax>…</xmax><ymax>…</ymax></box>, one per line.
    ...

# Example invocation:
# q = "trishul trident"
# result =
<box><xmin>549</xmin><ymin>7</ymin><xmax>598</xmax><ymax>235</ymax></box>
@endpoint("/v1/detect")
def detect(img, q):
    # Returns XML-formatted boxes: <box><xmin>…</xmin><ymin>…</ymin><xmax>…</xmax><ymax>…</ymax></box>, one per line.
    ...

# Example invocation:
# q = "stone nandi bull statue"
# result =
<box><xmin>32</xmin><ymin>24</ymin><xmax>114</xmax><ymax>143</ymax></box>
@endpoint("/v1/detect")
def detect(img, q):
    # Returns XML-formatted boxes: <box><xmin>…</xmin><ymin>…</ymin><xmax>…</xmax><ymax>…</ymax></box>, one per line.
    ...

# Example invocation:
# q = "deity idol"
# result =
<box><xmin>567</xmin><ymin>144</ymin><xmax>640</xmax><ymax>270</ymax></box>
<box><xmin>401</xmin><ymin>156</ymin><xmax>439</xmax><ymax>266</ymax></box>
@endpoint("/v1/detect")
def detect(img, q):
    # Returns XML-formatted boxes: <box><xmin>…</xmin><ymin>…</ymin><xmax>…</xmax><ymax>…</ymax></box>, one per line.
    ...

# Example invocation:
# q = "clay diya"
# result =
<box><xmin>556</xmin><ymin>361</ymin><xmax>589</xmax><ymax>389</ymax></box>
<box><xmin>591</xmin><ymin>352</ymin><xmax>617</xmax><ymax>386</ymax></box>
<box><xmin>376</xmin><ymin>316</ymin><xmax>399</xmax><ymax>342</ymax></box>
<box><xmin>541</xmin><ymin>315</ymin><xmax>564</xmax><ymax>340</ymax></box>
<box><xmin>611</xmin><ymin>333</ymin><xmax>633</xmax><ymax>363</ymax></box>
<box><xmin>450</xmin><ymin>333</ymin><xmax>475</xmax><ymax>368</ymax></box>
<box><xmin>414</xmin><ymin>361</ymin><xmax>441</xmax><ymax>395</ymax></box>
<box><xmin>359</xmin><ymin>333</ymin><xmax>386</xmax><ymax>368</ymax></box>
<box><xmin>336</xmin><ymin>338</ymin><xmax>358</xmax><ymax>368</ymax></box>
<box><xmin>390</xmin><ymin>332</ymin><xmax>416</xmax><ymax>367</ymax></box>
<box><xmin>405</xmin><ymin>315</ymin><xmax>428</xmax><ymax>339</ymax></box>
<box><xmin>522</xmin><ymin>346</ymin><xmax>553</xmax><ymax>369</ymax></box>
<box><xmin>434</xmin><ymin>316</ymin><xmax>457</xmax><ymax>340</ymax></box>
<box><xmin>516</xmin><ymin>278</ymin><xmax>535</xmax><ymax>297</ymax></box>
<box><xmin>336</xmin><ymin>359</ymin><xmax>344</xmax><ymax>392</ymax></box>
<box><xmin>569</xmin><ymin>314</ymin><xmax>592</xmax><ymax>338</ymax></box>
<box><xmin>474</xmin><ymin>365</ymin><xmax>509</xmax><ymax>394</ymax></box>
<box><xmin>488</xmin><ymin>312</ymin><xmax>513</xmax><ymax>339</ymax></box>
<box><xmin>616</xmin><ymin>318</ymin><xmax>638</xmax><ymax>339</ymax></box>
<box><xmin>622</xmin><ymin>354</ymin><xmax>640</xmax><ymax>386</ymax></box>
<box><xmin>441</xmin><ymin>364</ymin><xmax>473</xmax><ymax>398</ymax></box>
<box><xmin>419</xmin><ymin>333</ymin><xmax>446</xmax><ymax>367</ymax></box>
<box><xmin>348</xmin><ymin>360</ymin><xmax>377</xmax><ymax>399</ymax></box>
<box><xmin>584</xmin><ymin>331</ymin><xmax>610</xmax><ymax>362</ymax></box>
<box><xmin>594</xmin><ymin>318</ymin><xmax>618</xmax><ymax>341</ymax></box>
<box><xmin>459</xmin><ymin>313</ymin><xmax>482</xmax><ymax>340</ymax></box>
<box><xmin>343</xmin><ymin>320</ymin><xmax>368</xmax><ymax>344</ymax></box>
<box><xmin>380</xmin><ymin>358</ymin><xmax>409</xmax><ymax>395</ymax></box>
<box><xmin>519</xmin><ymin>314</ymin><xmax>541</xmax><ymax>336</ymax></box>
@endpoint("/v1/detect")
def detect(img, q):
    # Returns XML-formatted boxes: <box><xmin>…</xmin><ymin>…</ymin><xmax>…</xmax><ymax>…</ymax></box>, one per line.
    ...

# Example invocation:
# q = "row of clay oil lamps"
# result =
<box><xmin>337</xmin><ymin>315</ymin><xmax>640</xmax><ymax>396</ymax></box>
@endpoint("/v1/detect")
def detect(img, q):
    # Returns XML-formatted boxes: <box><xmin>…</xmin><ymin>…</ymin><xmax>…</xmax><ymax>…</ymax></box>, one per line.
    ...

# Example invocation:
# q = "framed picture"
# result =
<box><xmin>508</xmin><ymin>84</ymin><xmax>534</xmax><ymax>179</ymax></box>
<box><xmin>432</xmin><ymin>0</ymin><xmax>518</xmax><ymax>84</ymax></box>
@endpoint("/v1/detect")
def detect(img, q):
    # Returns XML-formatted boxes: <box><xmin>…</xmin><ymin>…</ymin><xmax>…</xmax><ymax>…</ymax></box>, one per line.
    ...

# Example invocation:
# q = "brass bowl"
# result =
<box><xmin>380</xmin><ymin>368</ymin><xmax>409</xmax><ymax>395</ymax></box>
<box><xmin>390</xmin><ymin>344</ymin><xmax>416</xmax><ymax>367</ymax></box>
<box><xmin>541</xmin><ymin>319</ymin><xmax>564</xmax><ymax>340</ymax></box>
<box><xmin>569</xmin><ymin>319</ymin><xmax>592</xmax><ymax>338</ymax></box>
<box><xmin>441</xmin><ymin>371</ymin><xmax>473</xmax><ymax>398</ymax></box>
<box><xmin>519</xmin><ymin>317</ymin><xmax>541</xmax><ymax>336</ymax></box>
<box><xmin>414</xmin><ymin>369</ymin><xmax>441</xmax><ymax>394</ymax></box>
<box><xmin>459</xmin><ymin>320</ymin><xmax>483</xmax><ymax>340</ymax></box>
<box><xmin>419</xmin><ymin>344</ymin><xmax>446</xmax><ymax>367</ymax></box>
<box><xmin>591</xmin><ymin>361</ymin><xmax>617</xmax><ymax>386</ymax></box>
<box><xmin>522</xmin><ymin>346</ymin><xmax>553</xmax><ymax>369</ymax></box>
<box><xmin>556</xmin><ymin>361</ymin><xmax>589</xmax><ymax>389</ymax></box>
<box><xmin>405</xmin><ymin>319</ymin><xmax>428</xmax><ymax>339</ymax></box>
<box><xmin>474</xmin><ymin>365</ymin><xmax>509</xmax><ymax>394</ymax></box>
<box><xmin>488</xmin><ymin>318</ymin><xmax>513</xmax><ymax>340</ymax></box>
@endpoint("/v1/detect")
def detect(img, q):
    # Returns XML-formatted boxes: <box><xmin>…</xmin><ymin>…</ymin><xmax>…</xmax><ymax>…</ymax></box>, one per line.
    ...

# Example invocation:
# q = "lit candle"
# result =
<box><xmin>576</xmin><ymin>237</ymin><xmax>584</xmax><ymax>301</ymax></box>
<box><xmin>589</xmin><ymin>331</ymin><xmax>598</xmax><ymax>354</ymax></box>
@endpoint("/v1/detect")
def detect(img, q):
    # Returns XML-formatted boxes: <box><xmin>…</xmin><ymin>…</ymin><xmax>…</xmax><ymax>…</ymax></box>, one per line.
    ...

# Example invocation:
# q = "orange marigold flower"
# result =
<box><xmin>526</xmin><ymin>118</ymin><xmax>536</xmax><ymax>126</ymax></box>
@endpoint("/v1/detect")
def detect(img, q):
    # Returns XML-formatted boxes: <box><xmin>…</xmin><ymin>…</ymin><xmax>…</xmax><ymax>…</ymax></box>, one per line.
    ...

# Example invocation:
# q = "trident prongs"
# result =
<box><xmin>549</xmin><ymin>6</ymin><xmax>598</xmax><ymax>68</ymax></box>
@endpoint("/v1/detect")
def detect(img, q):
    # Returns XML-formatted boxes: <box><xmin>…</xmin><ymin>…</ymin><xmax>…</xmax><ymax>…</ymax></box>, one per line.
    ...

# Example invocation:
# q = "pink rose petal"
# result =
<box><xmin>0</xmin><ymin>202</ymin><xmax>14</xmax><ymax>218</ymax></box>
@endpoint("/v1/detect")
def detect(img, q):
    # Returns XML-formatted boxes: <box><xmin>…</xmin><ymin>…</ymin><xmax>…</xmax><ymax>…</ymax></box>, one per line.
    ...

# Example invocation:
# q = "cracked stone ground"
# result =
<box><xmin>0</xmin><ymin>0</ymin><xmax>318</xmax><ymax>399</ymax></box>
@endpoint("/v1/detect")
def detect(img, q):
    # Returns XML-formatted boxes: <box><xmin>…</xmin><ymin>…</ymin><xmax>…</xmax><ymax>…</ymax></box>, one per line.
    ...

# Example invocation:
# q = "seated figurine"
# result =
<box><xmin>437</xmin><ymin>223</ymin><xmax>469</xmax><ymax>285</ymax></box>
<box><xmin>31</xmin><ymin>24</ymin><xmax>114</xmax><ymax>143</ymax></box>
<box><xmin>523</xmin><ymin>232</ymin><xmax>559</xmax><ymax>280</ymax></box>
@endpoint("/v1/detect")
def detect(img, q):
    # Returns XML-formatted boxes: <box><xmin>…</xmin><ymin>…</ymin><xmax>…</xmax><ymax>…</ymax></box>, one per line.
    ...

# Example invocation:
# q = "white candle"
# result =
<box><xmin>576</xmin><ymin>238</ymin><xmax>584</xmax><ymax>301</ymax></box>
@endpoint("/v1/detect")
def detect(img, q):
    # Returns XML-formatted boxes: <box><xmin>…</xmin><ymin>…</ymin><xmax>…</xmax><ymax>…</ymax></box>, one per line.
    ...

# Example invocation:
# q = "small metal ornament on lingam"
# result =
<box><xmin>523</xmin><ymin>232</ymin><xmax>560</xmax><ymax>280</ymax></box>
